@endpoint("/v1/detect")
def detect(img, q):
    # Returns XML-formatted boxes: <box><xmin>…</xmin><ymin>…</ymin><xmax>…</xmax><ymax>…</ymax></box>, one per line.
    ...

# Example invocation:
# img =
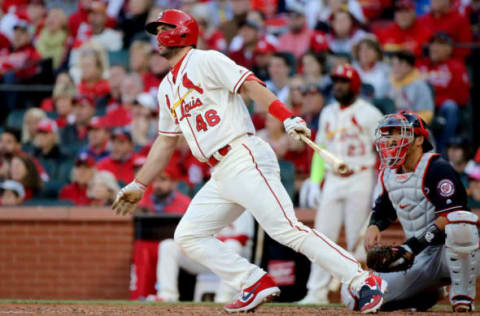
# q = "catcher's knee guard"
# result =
<box><xmin>444</xmin><ymin>211</ymin><xmax>479</xmax><ymax>307</ymax></box>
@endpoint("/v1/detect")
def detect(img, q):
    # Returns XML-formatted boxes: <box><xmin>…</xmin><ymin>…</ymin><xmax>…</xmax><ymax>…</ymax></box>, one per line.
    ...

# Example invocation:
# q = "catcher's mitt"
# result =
<box><xmin>366</xmin><ymin>245</ymin><xmax>414</xmax><ymax>272</ymax></box>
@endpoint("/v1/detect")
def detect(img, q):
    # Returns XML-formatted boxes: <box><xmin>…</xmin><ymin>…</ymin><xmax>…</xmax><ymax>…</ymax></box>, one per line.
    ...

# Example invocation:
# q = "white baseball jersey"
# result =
<box><xmin>157</xmin><ymin>49</ymin><xmax>255</xmax><ymax>162</ymax></box>
<box><xmin>315</xmin><ymin>98</ymin><xmax>382</xmax><ymax>169</ymax></box>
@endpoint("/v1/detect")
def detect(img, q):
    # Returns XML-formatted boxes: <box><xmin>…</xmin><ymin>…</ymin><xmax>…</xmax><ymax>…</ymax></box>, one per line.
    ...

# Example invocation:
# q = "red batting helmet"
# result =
<box><xmin>331</xmin><ymin>64</ymin><xmax>361</xmax><ymax>95</ymax></box>
<box><xmin>145</xmin><ymin>9</ymin><xmax>198</xmax><ymax>47</ymax></box>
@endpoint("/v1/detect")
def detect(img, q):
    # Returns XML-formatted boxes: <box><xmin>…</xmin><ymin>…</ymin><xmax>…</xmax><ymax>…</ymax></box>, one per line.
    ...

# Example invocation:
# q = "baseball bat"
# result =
<box><xmin>300</xmin><ymin>135</ymin><xmax>350</xmax><ymax>175</ymax></box>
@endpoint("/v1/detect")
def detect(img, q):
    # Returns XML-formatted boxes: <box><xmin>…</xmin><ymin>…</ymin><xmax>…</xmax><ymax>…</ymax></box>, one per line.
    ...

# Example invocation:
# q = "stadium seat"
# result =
<box><xmin>6</xmin><ymin>109</ymin><xmax>26</xmax><ymax>130</ymax></box>
<box><xmin>279</xmin><ymin>160</ymin><xmax>295</xmax><ymax>199</ymax></box>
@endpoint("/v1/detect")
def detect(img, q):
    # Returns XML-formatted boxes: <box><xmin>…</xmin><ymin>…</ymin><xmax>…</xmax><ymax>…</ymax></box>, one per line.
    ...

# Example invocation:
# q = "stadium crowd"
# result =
<box><xmin>0</xmin><ymin>0</ymin><xmax>480</xmax><ymax>211</ymax></box>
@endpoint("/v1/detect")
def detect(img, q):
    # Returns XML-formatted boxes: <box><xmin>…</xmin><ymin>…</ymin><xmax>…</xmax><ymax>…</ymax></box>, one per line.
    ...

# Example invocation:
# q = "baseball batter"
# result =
<box><xmin>299</xmin><ymin>65</ymin><xmax>383</xmax><ymax>304</ymax></box>
<box><xmin>342</xmin><ymin>111</ymin><xmax>479</xmax><ymax>312</ymax></box>
<box><xmin>147</xmin><ymin>211</ymin><xmax>255</xmax><ymax>303</ymax></box>
<box><xmin>112</xmin><ymin>9</ymin><xmax>386</xmax><ymax>313</ymax></box>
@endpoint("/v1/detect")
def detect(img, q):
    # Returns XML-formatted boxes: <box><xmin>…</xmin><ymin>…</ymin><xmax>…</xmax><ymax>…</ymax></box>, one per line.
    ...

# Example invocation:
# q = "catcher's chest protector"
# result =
<box><xmin>382</xmin><ymin>153</ymin><xmax>437</xmax><ymax>239</ymax></box>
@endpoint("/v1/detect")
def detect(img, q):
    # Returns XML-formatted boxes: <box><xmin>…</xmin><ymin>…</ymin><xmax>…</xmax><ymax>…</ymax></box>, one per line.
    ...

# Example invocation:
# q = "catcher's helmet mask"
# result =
<box><xmin>375</xmin><ymin>111</ymin><xmax>433</xmax><ymax>169</ymax></box>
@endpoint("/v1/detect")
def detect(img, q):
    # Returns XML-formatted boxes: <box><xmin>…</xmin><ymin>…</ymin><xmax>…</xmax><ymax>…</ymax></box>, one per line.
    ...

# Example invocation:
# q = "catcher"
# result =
<box><xmin>341</xmin><ymin>111</ymin><xmax>479</xmax><ymax>312</ymax></box>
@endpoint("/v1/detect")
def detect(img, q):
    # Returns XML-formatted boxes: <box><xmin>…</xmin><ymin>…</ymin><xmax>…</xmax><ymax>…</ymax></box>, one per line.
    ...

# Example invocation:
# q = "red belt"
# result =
<box><xmin>208</xmin><ymin>145</ymin><xmax>232</xmax><ymax>167</ymax></box>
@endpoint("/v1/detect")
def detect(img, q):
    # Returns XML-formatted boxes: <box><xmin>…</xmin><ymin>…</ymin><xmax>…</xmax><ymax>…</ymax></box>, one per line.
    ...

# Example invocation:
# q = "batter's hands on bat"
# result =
<box><xmin>364</xmin><ymin>225</ymin><xmax>381</xmax><ymax>251</ymax></box>
<box><xmin>112</xmin><ymin>180</ymin><xmax>146</xmax><ymax>215</ymax></box>
<box><xmin>299</xmin><ymin>179</ymin><xmax>322</xmax><ymax>208</ymax></box>
<box><xmin>283</xmin><ymin>116</ymin><xmax>311</xmax><ymax>141</ymax></box>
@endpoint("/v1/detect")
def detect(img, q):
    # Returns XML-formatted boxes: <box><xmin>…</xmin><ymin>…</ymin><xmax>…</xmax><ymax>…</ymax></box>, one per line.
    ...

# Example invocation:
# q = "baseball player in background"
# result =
<box><xmin>112</xmin><ymin>9</ymin><xmax>386</xmax><ymax>313</ymax></box>
<box><xmin>299</xmin><ymin>65</ymin><xmax>383</xmax><ymax>304</ymax></box>
<box><xmin>147</xmin><ymin>211</ymin><xmax>254</xmax><ymax>303</ymax></box>
<box><xmin>342</xmin><ymin>111</ymin><xmax>478</xmax><ymax>312</ymax></box>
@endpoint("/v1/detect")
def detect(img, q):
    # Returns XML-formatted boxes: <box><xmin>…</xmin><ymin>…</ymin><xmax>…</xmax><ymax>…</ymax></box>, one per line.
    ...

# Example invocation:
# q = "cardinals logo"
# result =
<box><xmin>182</xmin><ymin>73</ymin><xmax>203</xmax><ymax>94</ymax></box>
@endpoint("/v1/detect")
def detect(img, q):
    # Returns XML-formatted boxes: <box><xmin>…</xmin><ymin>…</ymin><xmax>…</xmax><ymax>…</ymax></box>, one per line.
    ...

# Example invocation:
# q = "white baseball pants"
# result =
<box><xmin>306</xmin><ymin>169</ymin><xmax>375</xmax><ymax>292</ymax></box>
<box><xmin>174</xmin><ymin>135</ymin><xmax>369</xmax><ymax>291</ymax></box>
<box><xmin>156</xmin><ymin>238</ymin><xmax>241</xmax><ymax>302</ymax></box>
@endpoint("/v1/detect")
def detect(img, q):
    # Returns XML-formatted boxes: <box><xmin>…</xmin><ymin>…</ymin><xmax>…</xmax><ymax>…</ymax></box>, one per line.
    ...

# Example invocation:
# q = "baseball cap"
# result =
<box><xmin>75</xmin><ymin>152</ymin><xmax>95</xmax><ymax>167</ymax></box>
<box><xmin>430</xmin><ymin>32</ymin><xmax>453</xmax><ymax>45</ymax></box>
<box><xmin>111</xmin><ymin>127</ymin><xmax>132</xmax><ymax>142</ymax></box>
<box><xmin>36</xmin><ymin>119</ymin><xmax>58</xmax><ymax>133</ymax></box>
<box><xmin>0</xmin><ymin>180</ymin><xmax>25</xmax><ymax>199</ymax></box>
<box><xmin>255</xmin><ymin>39</ymin><xmax>277</xmax><ymax>55</ymax></box>
<box><xmin>395</xmin><ymin>0</ymin><xmax>415</xmax><ymax>11</ymax></box>
<box><xmin>13</xmin><ymin>19</ymin><xmax>30</xmax><ymax>31</ymax></box>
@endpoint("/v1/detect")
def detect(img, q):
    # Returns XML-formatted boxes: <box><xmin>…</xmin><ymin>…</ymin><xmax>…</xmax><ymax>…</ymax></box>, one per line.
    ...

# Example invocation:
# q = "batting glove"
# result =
<box><xmin>283</xmin><ymin>116</ymin><xmax>311</xmax><ymax>140</ymax></box>
<box><xmin>112</xmin><ymin>179</ymin><xmax>146</xmax><ymax>215</ymax></box>
<box><xmin>299</xmin><ymin>179</ymin><xmax>322</xmax><ymax>209</ymax></box>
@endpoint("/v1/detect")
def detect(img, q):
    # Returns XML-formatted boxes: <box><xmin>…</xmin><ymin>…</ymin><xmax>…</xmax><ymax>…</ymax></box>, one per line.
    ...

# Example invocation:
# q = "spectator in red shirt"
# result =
<box><xmin>76</xmin><ymin>49</ymin><xmax>110</xmax><ymax>100</ymax></box>
<box><xmin>82</xmin><ymin>116</ymin><xmax>110</xmax><ymax>162</ymax></box>
<box><xmin>228</xmin><ymin>20</ymin><xmax>260</xmax><ymax>69</ymax></box>
<box><xmin>138</xmin><ymin>165</ymin><xmax>191</xmax><ymax>214</ymax></box>
<box><xmin>418</xmin><ymin>32</ymin><xmax>470</xmax><ymax>153</ymax></box>
<box><xmin>87</xmin><ymin>170</ymin><xmax>120</xmax><ymax>206</ymax></box>
<box><xmin>278</xmin><ymin>4</ymin><xmax>313</xmax><ymax>60</ymax></box>
<box><xmin>104</xmin><ymin>73</ymin><xmax>143</xmax><ymax>128</ymax></box>
<box><xmin>129</xmin><ymin>40</ymin><xmax>160</xmax><ymax>94</ymax></box>
<box><xmin>375</xmin><ymin>0</ymin><xmax>431</xmax><ymax>58</ymax></box>
<box><xmin>59</xmin><ymin>153</ymin><xmax>95</xmax><ymax>205</ymax></box>
<box><xmin>96</xmin><ymin>127</ymin><xmax>135</xmax><ymax>185</ymax></box>
<box><xmin>419</xmin><ymin>0</ymin><xmax>473</xmax><ymax>60</ymax></box>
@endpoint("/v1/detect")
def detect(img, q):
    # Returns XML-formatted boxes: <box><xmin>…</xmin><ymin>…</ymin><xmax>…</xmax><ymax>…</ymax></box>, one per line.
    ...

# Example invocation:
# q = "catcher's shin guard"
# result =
<box><xmin>444</xmin><ymin>211</ymin><xmax>479</xmax><ymax>309</ymax></box>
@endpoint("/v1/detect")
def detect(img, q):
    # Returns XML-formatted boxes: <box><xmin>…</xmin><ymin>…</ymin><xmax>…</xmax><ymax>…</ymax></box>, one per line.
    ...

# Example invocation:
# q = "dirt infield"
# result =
<box><xmin>0</xmin><ymin>302</ymin><xmax>477</xmax><ymax>316</ymax></box>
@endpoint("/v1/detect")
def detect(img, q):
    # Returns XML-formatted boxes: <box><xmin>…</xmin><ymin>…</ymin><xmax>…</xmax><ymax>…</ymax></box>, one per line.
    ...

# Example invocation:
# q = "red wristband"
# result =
<box><xmin>268</xmin><ymin>99</ymin><xmax>294</xmax><ymax>121</ymax></box>
<box><xmin>135</xmin><ymin>179</ymin><xmax>148</xmax><ymax>191</ymax></box>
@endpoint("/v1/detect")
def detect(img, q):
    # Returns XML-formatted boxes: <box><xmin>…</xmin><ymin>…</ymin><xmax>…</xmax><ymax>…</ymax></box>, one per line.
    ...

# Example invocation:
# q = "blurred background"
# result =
<box><xmin>0</xmin><ymin>0</ymin><xmax>480</xmax><ymax>304</ymax></box>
